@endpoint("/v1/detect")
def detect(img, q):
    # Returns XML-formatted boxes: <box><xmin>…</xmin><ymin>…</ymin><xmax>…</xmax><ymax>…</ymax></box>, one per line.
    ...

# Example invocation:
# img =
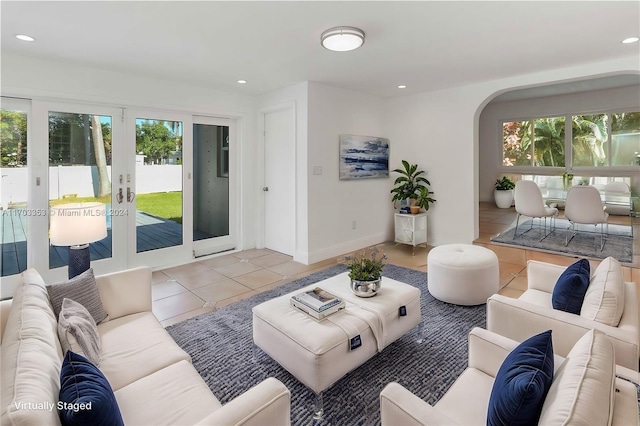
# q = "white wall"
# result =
<box><xmin>387</xmin><ymin>56</ymin><xmax>640</xmax><ymax>245</ymax></box>
<box><xmin>479</xmin><ymin>85</ymin><xmax>640</xmax><ymax>202</ymax></box>
<box><xmin>306</xmin><ymin>82</ymin><xmax>388</xmax><ymax>263</ymax></box>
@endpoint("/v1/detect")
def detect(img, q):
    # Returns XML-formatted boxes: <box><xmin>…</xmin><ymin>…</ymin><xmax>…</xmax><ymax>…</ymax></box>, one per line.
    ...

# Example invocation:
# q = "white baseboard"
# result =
<box><xmin>297</xmin><ymin>232</ymin><xmax>388</xmax><ymax>265</ymax></box>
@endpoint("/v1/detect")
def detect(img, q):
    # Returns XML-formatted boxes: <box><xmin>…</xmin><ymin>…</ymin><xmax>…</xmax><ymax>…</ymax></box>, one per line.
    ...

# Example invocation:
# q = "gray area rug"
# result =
<box><xmin>166</xmin><ymin>264</ymin><xmax>486</xmax><ymax>425</ymax></box>
<box><xmin>491</xmin><ymin>218</ymin><xmax>633</xmax><ymax>263</ymax></box>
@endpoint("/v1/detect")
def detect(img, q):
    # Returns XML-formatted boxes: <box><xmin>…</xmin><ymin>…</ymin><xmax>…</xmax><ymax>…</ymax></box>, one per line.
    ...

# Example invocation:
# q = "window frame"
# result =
<box><xmin>499</xmin><ymin>108</ymin><xmax>640</xmax><ymax>177</ymax></box>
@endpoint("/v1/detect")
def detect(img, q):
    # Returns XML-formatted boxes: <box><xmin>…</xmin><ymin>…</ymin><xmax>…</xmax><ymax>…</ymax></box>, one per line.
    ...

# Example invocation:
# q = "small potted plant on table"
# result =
<box><xmin>345</xmin><ymin>248</ymin><xmax>387</xmax><ymax>298</ymax></box>
<box><xmin>494</xmin><ymin>176</ymin><xmax>515</xmax><ymax>209</ymax></box>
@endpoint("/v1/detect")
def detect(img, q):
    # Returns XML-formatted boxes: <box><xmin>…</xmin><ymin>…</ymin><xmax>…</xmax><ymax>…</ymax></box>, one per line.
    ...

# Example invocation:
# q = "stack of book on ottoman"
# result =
<box><xmin>290</xmin><ymin>287</ymin><xmax>345</xmax><ymax>320</ymax></box>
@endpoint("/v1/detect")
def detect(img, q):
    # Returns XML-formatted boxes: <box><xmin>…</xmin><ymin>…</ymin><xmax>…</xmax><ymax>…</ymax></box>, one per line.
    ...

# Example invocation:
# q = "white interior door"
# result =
<box><xmin>264</xmin><ymin>107</ymin><xmax>295</xmax><ymax>256</ymax></box>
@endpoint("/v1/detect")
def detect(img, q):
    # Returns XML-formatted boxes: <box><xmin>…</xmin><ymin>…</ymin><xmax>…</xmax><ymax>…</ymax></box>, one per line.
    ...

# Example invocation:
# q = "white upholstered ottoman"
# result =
<box><xmin>427</xmin><ymin>244</ymin><xmax>499</xmax><ymax>305</ymax></box>
<box><xmin>252</xmin><ymin>272</ymin><xmax>420</xmax><ymax>405</ymax></box>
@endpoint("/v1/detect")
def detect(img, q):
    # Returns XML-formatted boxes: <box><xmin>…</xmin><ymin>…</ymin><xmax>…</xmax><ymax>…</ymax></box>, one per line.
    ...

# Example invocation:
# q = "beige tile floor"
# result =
<box><xmin>155</xmin><ymin>203</ymin><xmax>640</xmax><ymax>327</ymax></box>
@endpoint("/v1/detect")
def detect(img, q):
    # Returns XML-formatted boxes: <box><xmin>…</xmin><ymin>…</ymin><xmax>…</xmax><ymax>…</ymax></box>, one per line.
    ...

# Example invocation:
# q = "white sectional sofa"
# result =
<box><xmin>1</xmin><ymin>267</ymin><xmax>291</xmax><ymax>426</ymax></box>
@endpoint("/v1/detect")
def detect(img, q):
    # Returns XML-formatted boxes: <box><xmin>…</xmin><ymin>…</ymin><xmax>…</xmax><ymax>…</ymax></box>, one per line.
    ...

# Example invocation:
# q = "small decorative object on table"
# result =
<box><xmin>290</xmin><ymin>287</ymin><xmax>345</xmax><ymax>320</ymax></box>
<box><xmin>345</xmin><ymin>248</ymin><xmax>387</xmax><ymax>297</ymax></box>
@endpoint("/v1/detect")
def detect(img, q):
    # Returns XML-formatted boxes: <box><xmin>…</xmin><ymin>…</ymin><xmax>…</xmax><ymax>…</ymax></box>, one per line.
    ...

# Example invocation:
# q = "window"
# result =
<box><xmin>502</xmin><ymin>117</ymin><xmax>565</xmax><ymax>167</ymax></box>
<box><xmin>572</xmin><ymin>114</ymin><xmax>607</xmax><ymax>167</ymax></box>
<box><xmin>611</xmin><ymin>112</ymin><xmax>640</xmax><ymax>166</ymax></box>
<box><xmin>502</xmin><ymin>110</ymin><xmax>640</xmax><ymax>171</ymax></box>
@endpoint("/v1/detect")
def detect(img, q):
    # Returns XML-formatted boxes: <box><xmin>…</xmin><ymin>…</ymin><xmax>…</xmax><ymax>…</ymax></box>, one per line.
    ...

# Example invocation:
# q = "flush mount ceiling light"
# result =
<box><xmin>237</xmin><ymin>80</ymin><xmax>247</xmax><ymax>84</ymax></box>
<box><xmin>321</xmin><ymin>26</ymin><xmax>365</xmax><ymax>52</ymax></box>
<box><xmin>622</xmin><ymin>37</ymin><xmax>639</xmax><ymax>44</ymax></box>
<box><xmin>398</xmin><ymin>85</ymin><xmax>407</xmax><ymax>89</ymax></box>
<box><xmin>15</xmin><ymin>34</ymin><xmax>35</xmax><ymax>42</ymax></box>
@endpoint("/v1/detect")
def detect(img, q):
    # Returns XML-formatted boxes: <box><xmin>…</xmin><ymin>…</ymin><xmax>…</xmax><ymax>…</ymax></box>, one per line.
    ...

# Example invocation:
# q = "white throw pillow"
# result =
<box><xmin>538</xmin><ymin>329</ymin><xmax>615</xmax><ymax>426</ymax></box>
<box><xmin>580</xmin><ymin>257</ymin><xmax>624</xmax><ymax>326</ymax></box>
<box><xmin>57</xmin><ymin>298</ymin><xmax>102</xmax><ymax>366</ymax></box>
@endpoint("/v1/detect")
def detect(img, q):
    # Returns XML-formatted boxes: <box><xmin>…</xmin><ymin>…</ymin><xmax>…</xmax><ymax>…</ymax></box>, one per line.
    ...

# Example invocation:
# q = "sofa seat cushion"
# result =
<box><xmin>1</xmin><ymin>269</ymin><xmax>63</xmax><ymax>426</ymax></box>
<box><xmin>97</xmin><ymin>312</ymin><xmax>191</xmax><ymax>390</ymax></box>
<box><xmin>115</xmin><ymin>360</ymin><xmax>221</xmax><ymax>426</ymax></box>
<box><xmin>581</xmin><ymin>257</ymin><xmax>625</xmax><ymax>326</ymax></box>
<box><xmin>434</xmin><ymin>368</ymin><xmax>494</xmax><ymax>425</ymax></box>
<box><xmin>539</xmin><ymin>329</ymin><xmax>615</xmax><ymax>425</ymax></box>
<box><xmin>518</xmin><ymin>289</ymin><xmax>552</xmax><ymax>308</ymax></box>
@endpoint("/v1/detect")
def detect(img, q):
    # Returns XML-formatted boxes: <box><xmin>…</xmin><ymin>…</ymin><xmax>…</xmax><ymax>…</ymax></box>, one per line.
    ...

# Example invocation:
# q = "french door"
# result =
<box><xmin>123</xmin><ymin>109</ymin><xmax>193</xmax><ymax>268</ymax></box>
<box><xmin>21</xmin><ymin>100</ymin><xmax>238</xmax><ymax>286</ymax></box>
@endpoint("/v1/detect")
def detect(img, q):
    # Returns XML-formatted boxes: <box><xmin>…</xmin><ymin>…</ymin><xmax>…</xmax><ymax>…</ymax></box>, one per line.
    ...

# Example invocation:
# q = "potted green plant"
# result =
<box><xmin>494</xmin><ymin>176</ymin><xmax>515</xmax><ymax>209</ymax></box>
<box><xmin>414</xmin><ymin>187</ymin><xmax>436</xmax><ymax>213</ymax></box>
<box><xmin>345</xmin><ymin>248</ymin><xmax>387</xmax><ymax>298</ymax></box>
<box><xmin>390</xmin><ymin>161</ymin><xmax>434</xmax><ymax>211</ymax></box>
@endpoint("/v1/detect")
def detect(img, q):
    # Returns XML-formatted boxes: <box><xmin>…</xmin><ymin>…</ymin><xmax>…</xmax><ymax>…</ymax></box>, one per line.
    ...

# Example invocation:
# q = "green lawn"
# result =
<box><xmin>49</xmin><ymin>192</ymin><xmax>183</xmax><ymax>224</ymax></box>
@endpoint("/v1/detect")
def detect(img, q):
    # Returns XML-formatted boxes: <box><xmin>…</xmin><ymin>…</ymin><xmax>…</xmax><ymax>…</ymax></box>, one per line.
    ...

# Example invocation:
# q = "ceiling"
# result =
<box><xmin>1</xmin><ymin>1</ymin><xmax>639</xmax><ymax>99</ymax></box>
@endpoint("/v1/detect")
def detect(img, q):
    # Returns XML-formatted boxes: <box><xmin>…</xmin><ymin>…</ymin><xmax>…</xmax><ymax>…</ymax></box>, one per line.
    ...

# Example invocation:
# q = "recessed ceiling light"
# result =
<box><xmin>622</xmin><ymin>37</ymin><xmax>639</xmax><ymax>44</ymax></box>
<box><xmin>237</xmin><ymin>80</ymin><xmax>247</xmax><ymax>84</ymax></box>
<box><xmin>398</xmin><ymin>85</ymin><xmax>407</xmax><ymax>89</ymax></box>
<box><xmin>15</xmin><ymin>34</ymin><xmax>35</xmax><ymax>42</ymax></box>
<box><xmin>321</xmin><ymin>26</ymin><xmax>365</xmax><ymax>52</ymax></box>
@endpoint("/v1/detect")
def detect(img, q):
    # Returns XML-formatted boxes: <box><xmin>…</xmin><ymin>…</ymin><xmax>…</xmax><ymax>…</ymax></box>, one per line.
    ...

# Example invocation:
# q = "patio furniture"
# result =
<box><xmin>513</xmin><ymin>180</ymin><xmax>558</xmax><ymax>241</ymax></box>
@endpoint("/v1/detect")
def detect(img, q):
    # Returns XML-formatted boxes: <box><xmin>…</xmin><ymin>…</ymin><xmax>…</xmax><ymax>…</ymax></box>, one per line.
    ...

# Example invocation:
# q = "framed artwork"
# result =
<box><xmin>339</xmin><ymin>134</ymin><xmax>389</xmax><ymax>180</ymax></box>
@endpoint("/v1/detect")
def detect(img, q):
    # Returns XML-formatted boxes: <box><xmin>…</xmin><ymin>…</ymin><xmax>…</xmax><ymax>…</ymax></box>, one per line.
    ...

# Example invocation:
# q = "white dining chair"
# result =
<box><xmin>603</xmin><ymin>181</ymin><xmax>632</xmax><ymax>216</ymax></box>
<box><xmin>513</xmin><ymin>180</ymin><xmax>558</xmax><ymax>241</ymax></box>
<box><xmin>564</xmin><ymin>185</ymin><xmax>609</xmax><ymax>250</ymax></box>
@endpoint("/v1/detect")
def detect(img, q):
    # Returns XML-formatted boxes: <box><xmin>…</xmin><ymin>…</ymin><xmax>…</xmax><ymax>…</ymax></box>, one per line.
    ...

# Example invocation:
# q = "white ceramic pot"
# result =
<box><xmin>494</xmin><ymin>189</ymin><xmax>514</xmax><ymax>209</ymax></box>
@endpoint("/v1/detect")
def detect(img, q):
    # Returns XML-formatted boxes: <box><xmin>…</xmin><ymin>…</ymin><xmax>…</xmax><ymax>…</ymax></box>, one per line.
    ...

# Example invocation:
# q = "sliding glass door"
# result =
<box><xmin>192</xmin><ymin>116</ymin><xmax>236</xmax><ymax>256</ymax></box>
<box><xmin>1</xmin><ymin>98</ymin><xmax>30</xmax><ymax>293</ymax></box>
<box><xmin>2</xmin><ymin>100</ymin><xmax>239</xmax><ymax>293</ymax></box>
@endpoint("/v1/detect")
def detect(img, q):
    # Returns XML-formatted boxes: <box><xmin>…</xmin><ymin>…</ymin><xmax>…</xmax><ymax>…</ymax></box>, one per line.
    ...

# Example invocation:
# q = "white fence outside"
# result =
<box><xmin>1</xmin><ymin>165</ymin><xmax>182</xmax><ymax>207</ymax></box>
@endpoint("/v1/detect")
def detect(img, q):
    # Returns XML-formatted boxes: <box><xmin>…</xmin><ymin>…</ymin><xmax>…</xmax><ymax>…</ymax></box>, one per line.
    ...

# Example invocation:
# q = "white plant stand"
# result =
<box><xmin>394</xmin><ymin>213</ymin><xmax>427</xmax><ymax>255</ymax></box>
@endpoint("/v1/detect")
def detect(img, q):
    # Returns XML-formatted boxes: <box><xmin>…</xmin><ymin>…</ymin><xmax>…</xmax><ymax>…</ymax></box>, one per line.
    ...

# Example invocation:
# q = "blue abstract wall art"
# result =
<box><xmin>339</xmin><ymin>134</ymin><xmax>389</xmax><ymax>180</ymax></box>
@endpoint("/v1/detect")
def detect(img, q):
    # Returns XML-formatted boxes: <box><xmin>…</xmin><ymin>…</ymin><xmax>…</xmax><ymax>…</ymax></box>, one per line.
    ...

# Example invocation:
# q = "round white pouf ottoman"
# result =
<box><xmin>427</xmin><ymin>244</ymin><xmax>499</xmax><ymax>305</ymax></box>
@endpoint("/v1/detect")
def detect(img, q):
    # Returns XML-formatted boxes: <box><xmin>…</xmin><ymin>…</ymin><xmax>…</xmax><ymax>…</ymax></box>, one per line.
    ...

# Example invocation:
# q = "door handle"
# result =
<box><xmin>263</xmin><ymin>187</ymin><xmax>269</xmax><ymax>192</ymax></box>
<box><xmin>116</xmin><ymin>188</ymin><xmax>124</xmax><ymax>204</ymax></box>
<box><xmin>127</xmin><ymin>187</ymin><xmax>135</xmax><ymax>202</ymax></box>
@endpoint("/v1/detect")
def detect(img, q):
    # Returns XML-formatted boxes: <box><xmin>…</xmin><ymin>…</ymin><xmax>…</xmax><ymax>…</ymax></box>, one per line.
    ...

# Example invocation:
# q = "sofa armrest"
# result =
<box><xmin>195</xmin><ymin>378</ymin><xmax>290</xmax><ymax>426</ymax></box>
<box><xmin>96</xmin><ymin>267</ymin><xmax>152</xmax><ymax>320</ymax></box>
<box><xmin>487</xmin><ymin>294</ymin><xmax>639</xmax><ymax>371</ymax></box>
<box><xmin>527</xmin><ymin>260</ymin><xmax>565</xmax><ymax>293</ymax></box>
<box><xmin>0</xmin><ymin>298</ymin><xmax>13</xmax><ymax>343</ymax></box>
<box><xmin>467</xmin><ymin>327</ymin><xmax>518</xmax><ymax>377</ymax></box>
<box><xmin>380</xmin><ymin>382</ymin><xmax>456</xmax><ymax>426</ymax></box>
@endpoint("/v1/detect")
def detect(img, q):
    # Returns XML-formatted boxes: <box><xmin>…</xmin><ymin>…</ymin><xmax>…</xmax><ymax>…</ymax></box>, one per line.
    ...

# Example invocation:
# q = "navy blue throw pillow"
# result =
<box><xmin>58</xmin><ymin>351</ymin><xmax>124</xmax><ymax>426</ymax></box>
<box><xmin>487</xmin><ymin>330</ymin><xmax>554</xmax><ymax>426</ymax></box>
<box><xmin>552</xmin><ymin>259</ymin><xmax>590</xmax><ymax>314</ymax></box>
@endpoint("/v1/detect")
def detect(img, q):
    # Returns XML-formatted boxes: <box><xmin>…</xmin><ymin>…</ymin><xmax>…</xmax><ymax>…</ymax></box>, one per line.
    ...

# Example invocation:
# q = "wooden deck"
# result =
<box><xmin>1</xmin><ymin>209</ymin><xmax>214</xmax><ymax>277</ymax></box>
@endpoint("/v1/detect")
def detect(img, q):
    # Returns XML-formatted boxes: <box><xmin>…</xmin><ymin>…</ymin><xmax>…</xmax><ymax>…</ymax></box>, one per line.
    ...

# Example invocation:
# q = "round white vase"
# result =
<box><xmin>494</xmin><ymin>189</ymin><xmax>514</xmax><ymax>209</ymax></box>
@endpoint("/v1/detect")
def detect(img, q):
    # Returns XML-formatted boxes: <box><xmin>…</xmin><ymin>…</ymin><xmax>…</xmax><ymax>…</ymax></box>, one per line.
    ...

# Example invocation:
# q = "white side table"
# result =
<box><xmin>394</xmin><ymin>213</ymin><xmax>427</xmax><ymax>254</ymax></box>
